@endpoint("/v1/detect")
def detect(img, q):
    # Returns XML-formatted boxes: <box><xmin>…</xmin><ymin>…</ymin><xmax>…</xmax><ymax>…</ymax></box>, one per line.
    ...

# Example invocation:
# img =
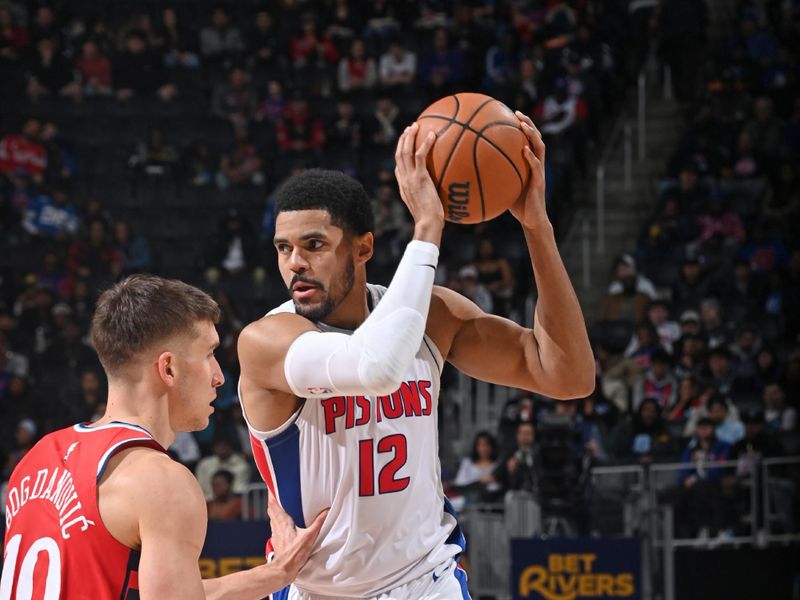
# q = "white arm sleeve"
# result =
<box><xmin>284</xmin><ymin>240</ymin><xmax>439</xmax><ymax>398</ymax></box>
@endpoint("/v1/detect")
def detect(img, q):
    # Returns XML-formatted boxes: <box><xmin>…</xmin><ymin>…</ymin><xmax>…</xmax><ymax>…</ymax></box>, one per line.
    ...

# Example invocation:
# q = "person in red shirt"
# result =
<box><xmin>0</xmin><ymin>118</ymin><xmax>47</xmax><ymax>187</ymax></box>
<box><xmin>1</xmin><ymin>275</ymin><xmax>327</xmax><ymax>599</ymax></box>
<box><xmin>76</xmin><ymin>38</ymin><xmax>113</xmax><ymax>96</ymax></box>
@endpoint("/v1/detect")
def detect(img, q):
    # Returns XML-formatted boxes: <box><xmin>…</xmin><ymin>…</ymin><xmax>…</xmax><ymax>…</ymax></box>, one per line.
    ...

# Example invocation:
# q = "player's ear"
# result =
<box><xmin>156</xmin><ymin>351</ymin><xmax>176</xmax><ymax>387</ymax></box>
<box><xmin>353</xmin><ymin>232</ymin><xmax>373</xmax><ymax>265</ymax></box>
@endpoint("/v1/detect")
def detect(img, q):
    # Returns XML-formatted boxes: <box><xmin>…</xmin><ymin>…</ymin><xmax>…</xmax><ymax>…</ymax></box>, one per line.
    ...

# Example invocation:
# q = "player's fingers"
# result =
<box><xmin>394</xmin><ymin>127</ymin><xmax>409</xmax><ymax>174</ymax></box>
<box><xmin>523</xmin><ymin>145</ymin><xmax>542</xmax><ymax>171</ymax></box>
<box><xmin>401</xmin><ymin>122</ymin><xmax>418</xmax><ymax>169</ymax></box>
<box><xmin>267</xmin><ymin>494</ymin><xmax>293</xmax><ymax>526</ymax></box>
<box><xmin>302</xmin><ymin>508</ymin><xmax>329</xmax><ymax>541</ymax></box>
<box><xmin>515</xmin><ymin>110</ymin><xmax>535</xmax><ymax>129</ymax></box>
<box><xmin>414</xmin><ymin>130</ymin><xmax>436</xmax><ymax>171</ymax></box>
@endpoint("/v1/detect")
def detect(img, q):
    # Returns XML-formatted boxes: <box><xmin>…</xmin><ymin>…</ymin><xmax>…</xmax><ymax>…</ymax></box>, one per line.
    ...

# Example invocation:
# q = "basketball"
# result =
<box><xmin>415</xmin><ymin>93</ymin><xmax>530</xmax><ymax>225</ymax></box>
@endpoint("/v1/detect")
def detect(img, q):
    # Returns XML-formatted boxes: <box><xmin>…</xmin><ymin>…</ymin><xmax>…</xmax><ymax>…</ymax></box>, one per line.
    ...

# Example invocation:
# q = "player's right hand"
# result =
<box><xmin>267</xmin><ymin>494</ymin><xmax>329</xmax><ymax>586</ymax></box>
<box><xmin>394</xmin><ymin>123</ymin><xmax>444</xmax><ymax>245</ymax></box>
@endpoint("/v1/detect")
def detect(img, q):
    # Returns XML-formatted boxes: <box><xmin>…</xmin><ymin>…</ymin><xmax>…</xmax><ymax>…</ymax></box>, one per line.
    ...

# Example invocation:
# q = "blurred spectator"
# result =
<box><xmin>718</xmin><ymin>259</ymin><xmax>766</xmax><ymax>325</ymax></box>
<box><xmin>156</xmin><ymin>7</ymin><xmax>200</xmax><ymax>70</ymax></box>
<box><xmin>206</xmin><ymin>209</ymin><xmax>261</xmax><ymax>286</ymax></box>
<box><xmin>325</xmin><ymin>99</ymin><xmax>362</xmax><ymax>161</ymax></box>
<box><xmin>763</xmin><ymin>382</ymin><xmax>797</xmax><ymax>433</ymax></box>
<box><xmin>247</xmin><ymin>9</ymin><xmax>283</xmax><ymax>80</ymax></box>
<box><xmin>668</xmin><ymin>417</ymin><xmax>730</xmax><ymax>538</ymax></box>
<box><xmin>367</xmin><ymin>94</ymin><xmax>402</xmax><ymax>149</ymax></box>
<box><xmin>497</xmin><ymin>393</ymin><xmax>538</xmax><ymax>457</ymax></box>
<box><xmin>625</xmin><ymin>322</ymin><xmax>663</xmax><ymax>369</ymax></box>
<box><xmin>25</xmin><ymin>37</ymin><xmax>80</xmax><ymax>102</ymax></box>
<box><xmin>633</xmin><ymin>348</ymin><xmax>678</xmax><ymax>412</ymax></box>
<box><xmin>671</xmin><ymin>256</ymin><xmax>708</xmax><ymax>313</ymax></box>
<box><xmin>113</xmin><ymin>220</ymin><xmax>151</xmax><ymax>274</ymax></box>
<box><xmin>212</xmin><ymin>65</ymin><xmax>257</xmax><ymax>128</ymax></box>
<box><xmin>742</xmin><ymin>96</ymin><xmax>783</xmax><ymax>167</ymax></box>
<box><xmin>129</xmin><ymin>127</ymin><xmax>178</xmax><ymax>176</ymax></box>
<box><xmin>199</xmin><ymin>6</ymin><xmax>244</xmax><ymax>67</ymax></box>
<box><xmin>646</xmin><ymin>300</ymin><xmax>681</xmax><ymax>350</ymax></box>
<box><xmin>206</xmin><ymin>469</ymin><xmax>243</xmax><ymax>520</ymax></box>
<box><xmin>29</xmin><ymin>6</ymin><xmax>59</xmax><ymax>46</ymax></box>
<box><xmin>195</xmin><ymin>436</ymin><xmax>250</xmax><ymax>501</ymax></box>
<box><xmin>451</xmin><ymin>431</ymin><xmax>502</xmax><ymax>503</ymax></box>
<box><xmin>2</xmin><ymin>418</ymin><xmax>37</xmax><ymax>478</ymax></box>
<box><xmin>607</xmin><ymin>254</ymin><xmax>657</xmax><ymax>299</ymax></box>
<box><xmin>379</xmin><ymin>39</ymin><xmax>416</xmax><ymax>89</ymax></box>
<box><xmin>66</xmin><ymin>219</ymin><xmax>121</xmax><ymax>285</ymax></box>
<box><xmin>419</xmin><ymin>28</ymin><xmax>465</xmax><ymax>96</ymax></box>
<box><xmin>453</xmin><ymin>265</ymin><xmax>493</xmax><ymax>314</ymax></box>
<box><xmin>75</xmin><ymin>38</ymin><xmax>112</xmax><ymax>96</ymax></box>
<box><xmin>114</xmin><ymin>31</ymin><xmax>177</xmax><ymax>101</ymax></box>
<box><xmin>325</xmin><ymin>0</ymin><xmax>361</xmax><ymax>49</ymax></box>
<box><xmin>0</xmin><ymin>118</ymin><xmax>46</xmax><ymax>187</ymax></box>
<box><xmin>169</xmin><ymin>431</ymin><xmax>202</xmax><ymax>470</ymax></box>
<box><xmin>41</xmin><ymin>122</ymin><xmax>76</xmax><ymax>184</ymax></box>
<box><xmin>695</xmin><ymin>195</ymin><xmax>745</xmax><ymax>248</ymax></box>
<box><xmin>289</xmin><ymin>13</ymin><xmax>339</xmax><ymax>91</ymax></box>
<box><xmin>471</xmin><ymin>238</ymin><xmax>514</xmax><ymax>317</ymax></box>
<box><xmin>216</xmin><ymin>126</ymin><xmax>264</xmax><ymax>189</ymax></box>
<box><xmin>36</xmin><ymin>250</ymin><xmax>74</xmax><ymax>301</ymax></box>
<box><xmin>337</xmin><ymin>38</ymin><xmax>376</xmax><ymax>94</ymax></box>
<box><xmin>699</xmin><ymin>297</ymin><xmax>731</xmax><ymax>349</ymax></box>
<box><xmin>638</xmin><ymin>194</ymin><xmax>697</xmax><ymax>263</ymax></box>
<box><xmin>277</xmin><ymin>95</ymin><xmax>325</xmax><ymax>156</ymax></box>
<box><xmin>553</xmin><ymin>400</ymin><xmax>607</xmax><ymax>464</ymax></box>
<box><xmin>701</xmin><ymin>345</ymin><xmax>735</xmax><ymax>397</ymax></box>
<box><xmin>0</xmin><ymin>6</ymin><xmax>30</xmax><ymax>59</ymax></box>
<box><xmin>534</xmin><ymin>76</ymin><xmax>588</xmax><ymax>172</ymax></box>
<box><xmin>668</xmin><ymin>374</ymin><xmax>710</xmax><ymax>423</ymax></box>
<box><xmin>596</xmin><ymin>343</ymin><xmax>641</xmax><ymax>414</ymax></box>
<box><xmin>609</xmin><ymin>397</ymin><xmax>676</xmax><ymax>464</ymax></box>
<box><xmin>22</xmin><ymin>187</ymin><xmax>79</xmax><ymax>239</ymax></box>
<box><xmin>256</xmin><ymin>79</ymin><xmax>286</xmax><ymax>124</ymax></box>
<box><xmin>494</xmin><ymin>422</ymin><xmax>538</xmax><ymax>493</ymax></box>
<box><xmin>182</xmin><ymin>139</ymin><xmax>215</xmax><ymax>187</ymax></box>
<box><xmin>737</xmin><ymin>222</ymin><xmax>788</xmax><ymax>274</ymax></box>
<box><xmin>707</xmin><ymin>393</ymin><xmax>745</xmax><ymax>445</ymax></box>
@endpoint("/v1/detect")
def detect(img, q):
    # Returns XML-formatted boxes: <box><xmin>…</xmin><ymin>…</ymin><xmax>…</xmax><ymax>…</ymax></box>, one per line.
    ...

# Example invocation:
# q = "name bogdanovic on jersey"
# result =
<box><xmin>1</xmin><ymin>422</ymin><xmax>165</xmax><ymax>599</ymax></box>
<box><xmin>242</xmin><ymin>284</ymin><xmax>465</xmax><ymax>598</ymax></box>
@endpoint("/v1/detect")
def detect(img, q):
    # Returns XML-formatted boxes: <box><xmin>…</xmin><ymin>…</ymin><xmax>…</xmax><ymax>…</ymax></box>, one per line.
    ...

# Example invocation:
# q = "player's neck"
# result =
<box><xmin>318</xmin><ymin>275</ymin><xmax>369</xmax><ymax>331</ymax></box>
<box><xmin>96</xmin><ymin>381</ymin><xmax>177</xmax><ymax>449</ymax></box>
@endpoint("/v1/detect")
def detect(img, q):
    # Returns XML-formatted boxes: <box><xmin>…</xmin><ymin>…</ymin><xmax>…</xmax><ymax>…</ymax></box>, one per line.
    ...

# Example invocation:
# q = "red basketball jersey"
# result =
<box><xmin>1</xmin><ymin>421</ymin><xmax>165</xmax><ymax>599</ymax></box>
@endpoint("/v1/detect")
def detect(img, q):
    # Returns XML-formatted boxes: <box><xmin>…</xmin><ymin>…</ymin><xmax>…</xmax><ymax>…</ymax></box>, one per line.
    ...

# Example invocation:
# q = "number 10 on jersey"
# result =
<box><xmin>358</xmin><ymin>435</ymin><xmax>409</xmax><ymax>496</ymax></box>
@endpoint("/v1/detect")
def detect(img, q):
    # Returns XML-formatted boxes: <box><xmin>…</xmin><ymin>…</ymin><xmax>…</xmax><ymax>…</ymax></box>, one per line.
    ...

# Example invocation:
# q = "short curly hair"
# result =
<box><xmin>275</xmin><ymin>169</ymin><xmax>374</xmax><ymax>236</ymax></box>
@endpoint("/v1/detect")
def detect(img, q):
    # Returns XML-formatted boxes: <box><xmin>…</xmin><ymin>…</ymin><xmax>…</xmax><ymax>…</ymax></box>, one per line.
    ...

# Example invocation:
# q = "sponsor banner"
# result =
<box><xmin>200</xmin><ymin>520</ymin><xmax>271</xmax><ymax>578</ymax></box>
<box><xmin>512</xmin><ymin>538</ymin><xmax>640</xmax><ymax>600</ymax></box>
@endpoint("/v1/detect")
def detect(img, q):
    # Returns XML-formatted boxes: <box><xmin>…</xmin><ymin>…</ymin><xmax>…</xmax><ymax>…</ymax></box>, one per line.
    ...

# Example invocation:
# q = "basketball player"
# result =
<box><xmin>237</xmin><ymin>114</ymin><xmax>594</xmax><ymax>599</ymax></box>
<box><xmin>1</xmin><ymin>275</ymin><xmax>327</xmax><ymax>599</ymax></box>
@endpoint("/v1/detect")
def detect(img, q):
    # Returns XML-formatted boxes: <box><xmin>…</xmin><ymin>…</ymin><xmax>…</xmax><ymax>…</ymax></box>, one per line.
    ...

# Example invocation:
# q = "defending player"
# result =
<box><xmin>237</xmin><ymin>114</ymin><xmax>594</xmax><ymax>598</ymax></box>
<box><xmin>1</xmin><ymin>275</ymin><xmax>327</xmax><ymax>600</ymax></box>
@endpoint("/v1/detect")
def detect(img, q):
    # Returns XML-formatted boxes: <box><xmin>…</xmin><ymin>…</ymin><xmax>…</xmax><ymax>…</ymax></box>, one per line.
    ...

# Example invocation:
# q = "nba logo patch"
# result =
<box><xmin>307</xmin><ymin>386</ymin><xmax>332</xmax><ymax>395</ymax></box>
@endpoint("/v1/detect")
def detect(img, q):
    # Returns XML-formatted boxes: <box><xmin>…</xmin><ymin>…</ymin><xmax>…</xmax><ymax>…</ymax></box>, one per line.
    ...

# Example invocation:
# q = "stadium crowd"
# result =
<box><xmin>0</xmin><ymin>0</ymin><xmax>796</xmax><ymax>544</ymax></box>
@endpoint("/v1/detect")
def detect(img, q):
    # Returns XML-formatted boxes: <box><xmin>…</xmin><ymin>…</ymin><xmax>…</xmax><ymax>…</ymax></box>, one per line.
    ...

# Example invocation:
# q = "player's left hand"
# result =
<box><xmin>267</xmin><ymin>493</ymin><xmax>329</xmax><ymax>584</ymax></box>
<box><xmin>511</xmin><ymin>110</ymin><xmax>549</xmax><ymax>230</ymax></box>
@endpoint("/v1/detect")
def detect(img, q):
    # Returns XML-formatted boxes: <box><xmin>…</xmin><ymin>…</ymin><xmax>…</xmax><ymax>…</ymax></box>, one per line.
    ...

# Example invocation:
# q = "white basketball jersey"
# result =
<box><xmin>241</xmin><ymin>284</ymin><xmax>464</xmax><ymax>598</ymax></box>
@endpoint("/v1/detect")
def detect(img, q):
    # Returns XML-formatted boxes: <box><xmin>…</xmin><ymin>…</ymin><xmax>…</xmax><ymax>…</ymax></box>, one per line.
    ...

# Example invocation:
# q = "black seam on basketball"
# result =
<box><xmin>417</xmin><ymin>115</ymin><xmax>527</xmax><ymax>191</ymax></box>
<box><xmin>435</xmin><ymin>97</ymin><xmax>496</xmax><ymax>196</ymax></box>
<box><xmin>476</xmin><ymin>122</ymin><xmax>526</xmax><ymax>190</ymax></box>
<box><xmin>472</xmin><ymin>128</ymin><xmax>486</xmax><ymax>222</ymax></box>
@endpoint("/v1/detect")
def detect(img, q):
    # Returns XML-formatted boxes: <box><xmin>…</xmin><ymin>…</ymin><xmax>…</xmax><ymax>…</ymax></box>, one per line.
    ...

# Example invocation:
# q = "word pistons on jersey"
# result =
<box><xmin>4</xmin><ymin>466</ymin><xmax>95</xmax><ymax>538</ymax></box>
<box><xmin>320</xmin><ymin>379</ymin><xmax>433</xmax><ymax>434</ymax></box>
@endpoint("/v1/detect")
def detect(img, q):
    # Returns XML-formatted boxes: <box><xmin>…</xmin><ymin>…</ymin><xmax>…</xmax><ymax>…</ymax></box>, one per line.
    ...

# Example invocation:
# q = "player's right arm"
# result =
<box><xmin>108</xmin><ymin>449</ymin><xmax>325</xmax><ymax>599</ymax></box>
<box><xmin>239</xmin><ymin>123</ymin><xmax>444</xmax><ymax>431</ymax></box>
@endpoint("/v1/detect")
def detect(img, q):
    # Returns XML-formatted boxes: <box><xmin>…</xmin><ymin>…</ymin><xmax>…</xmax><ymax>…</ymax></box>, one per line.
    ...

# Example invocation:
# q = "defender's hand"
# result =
<box><xmin>511</xmin><ymin>111</ymin><xmax>549</xmax><ymax>230</ymax></box>
<box><xmin>394</xmin><ymin>123</ymin><xmax>444</xmax><ymax>245</ymax></box>
<box><xmin>267</xmin><ymin>494</ymin><xmax>329</xmax><ymax>586</ymax></box>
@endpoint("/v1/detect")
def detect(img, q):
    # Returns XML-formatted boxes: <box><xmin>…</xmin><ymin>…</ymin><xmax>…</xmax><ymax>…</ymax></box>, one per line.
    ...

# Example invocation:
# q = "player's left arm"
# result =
<box><xmin>431</xmin><ymin>111</ymin><xmax>594</xmax><ymax>400</ymax></box>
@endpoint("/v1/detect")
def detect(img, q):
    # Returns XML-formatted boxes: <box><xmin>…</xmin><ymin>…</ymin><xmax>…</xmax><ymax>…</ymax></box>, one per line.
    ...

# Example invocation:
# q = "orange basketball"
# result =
<box><xmin>415</xmin><ymin>93</ymin><xmax>530</xmax><ymax>224</ymax></box>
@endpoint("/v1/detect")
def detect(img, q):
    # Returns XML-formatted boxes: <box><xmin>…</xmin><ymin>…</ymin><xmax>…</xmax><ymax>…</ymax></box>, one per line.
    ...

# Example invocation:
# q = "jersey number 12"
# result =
<box><xmin>358</xmin><ymin>435</ymin><xmax>410</xmax><ymax>496</ymax></box>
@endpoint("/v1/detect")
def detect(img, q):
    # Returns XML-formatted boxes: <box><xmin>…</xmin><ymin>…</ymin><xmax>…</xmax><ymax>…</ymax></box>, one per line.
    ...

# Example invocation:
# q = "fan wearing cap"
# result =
<box><xmin>2</xmin><ymin>418</ymin><xmax>37</xmax><ymax>478</ymax></box>
<box><xmin>454</xmin><ymin>264</ymin><xmax>493</xmax><ymax>314</ymax></box>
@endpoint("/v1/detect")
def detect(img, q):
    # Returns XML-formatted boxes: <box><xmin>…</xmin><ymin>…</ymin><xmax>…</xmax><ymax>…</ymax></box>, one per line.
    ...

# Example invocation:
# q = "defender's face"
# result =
<box><xmin>171</xmin><ymin>319</ymin><xmax>224</xmax><ymax>431</ymax></box>
<box><xmin>274</xmin><ymin>210</ymin><xmax>357</xmax><ymax>323</ymax></box>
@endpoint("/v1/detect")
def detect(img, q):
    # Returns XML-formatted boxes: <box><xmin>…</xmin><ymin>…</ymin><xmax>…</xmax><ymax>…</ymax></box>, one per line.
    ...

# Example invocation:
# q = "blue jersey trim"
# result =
<box><xmin>266</xmin><ymin>423</ymin><xmax>306</xmax><ymax>528</ymax></box>
<box><xmin>454</xmin><ymin>564</ymin><xmax>471</xmax><ymax>599</ymax></box>
<box><xmin>270</xmin><ymin>586</ymin><xmax>291</xmax><ymax>600</ymax></box>
<box><xmin>443</xmin><ymin>496</ymin><xmax>467</xmax><ymax>553</ymax></box>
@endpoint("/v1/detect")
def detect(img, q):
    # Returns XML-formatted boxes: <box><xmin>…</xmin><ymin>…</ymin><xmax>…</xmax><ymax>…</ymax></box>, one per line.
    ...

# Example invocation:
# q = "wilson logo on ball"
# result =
<box><xmin>446</xmin><ymin>181</ymin><xmax>470</xmax><ymax>222</ymax></box>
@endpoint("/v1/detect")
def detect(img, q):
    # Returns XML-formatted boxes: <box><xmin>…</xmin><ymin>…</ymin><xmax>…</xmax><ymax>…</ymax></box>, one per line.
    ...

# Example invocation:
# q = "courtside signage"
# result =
<box><xmin>512</xmin><ymin>538</ymin><xmax>640</xmax><ymax>600</ymax></box>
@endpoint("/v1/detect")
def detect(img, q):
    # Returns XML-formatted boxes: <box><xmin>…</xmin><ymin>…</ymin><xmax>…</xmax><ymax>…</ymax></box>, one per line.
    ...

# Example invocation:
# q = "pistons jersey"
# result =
<box><xmin>242</xmin><ymin>284</ymin><xmax>465</xmax><ymax>598</ymax></box>
<box><xmin>1</xmin><ymin>421</ymin><xmax>165</xmax><ymax>599</ymax></box>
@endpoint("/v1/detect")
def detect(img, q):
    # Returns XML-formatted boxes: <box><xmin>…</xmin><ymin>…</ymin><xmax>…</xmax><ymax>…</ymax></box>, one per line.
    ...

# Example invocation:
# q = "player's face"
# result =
<box><xmin>274</xmin><ymin>209</ymin><xmax>359</xmax><ymax>322</ymax></box>
<box><xmin>170</xmin><ymin>319</ymin><xmax>224</xmax><ymax>431</ymax></box>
